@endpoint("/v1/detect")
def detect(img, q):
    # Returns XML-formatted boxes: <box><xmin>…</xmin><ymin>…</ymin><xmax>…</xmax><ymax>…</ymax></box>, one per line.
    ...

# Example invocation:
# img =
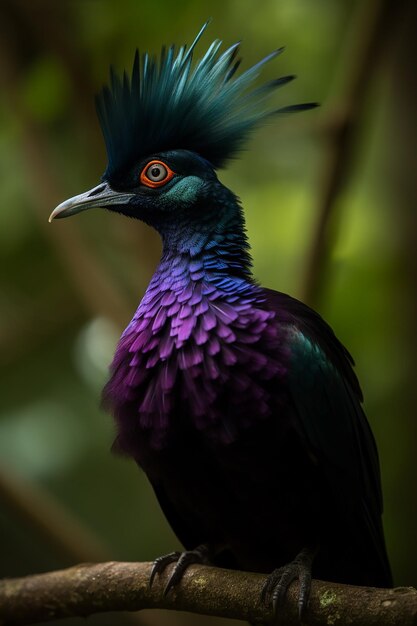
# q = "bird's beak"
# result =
<box><xmin>48</xmin><ymin>182</ymin><xmax>135</xmax><ymax>222</ymax></box>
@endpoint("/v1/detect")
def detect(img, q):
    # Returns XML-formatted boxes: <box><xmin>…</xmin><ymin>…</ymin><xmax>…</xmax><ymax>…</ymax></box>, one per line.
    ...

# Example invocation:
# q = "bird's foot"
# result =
<box><xmin>261</xmin><ymin>546</ymin><xmax>316</xmax><ymax>620</ymax></box>
<box><xmin>149</xmin><ymin>543</ymin><xmax>211</xmax><ymax>595</ymax></box>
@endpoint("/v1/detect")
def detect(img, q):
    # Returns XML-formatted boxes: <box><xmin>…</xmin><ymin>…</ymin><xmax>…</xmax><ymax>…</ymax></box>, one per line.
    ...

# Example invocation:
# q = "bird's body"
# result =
<box><xmin>50</xmin><ymin>23</ymin><xmax>392</xmax><ymax>613</ymax></box>
<box><xmin>103</xmin><ymin>181</ymin><xmax>391</xmax><ymax>589</ymax></box>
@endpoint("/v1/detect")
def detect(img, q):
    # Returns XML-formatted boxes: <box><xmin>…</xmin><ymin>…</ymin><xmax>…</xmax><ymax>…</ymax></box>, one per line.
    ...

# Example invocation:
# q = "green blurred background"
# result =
<box><xmin>0</xmin><ymin>1</ymin><xmax>416</xmax><ymax>624</ymax></box>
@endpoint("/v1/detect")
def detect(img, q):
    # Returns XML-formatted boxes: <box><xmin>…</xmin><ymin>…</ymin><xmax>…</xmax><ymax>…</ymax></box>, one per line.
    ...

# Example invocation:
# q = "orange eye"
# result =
<box><xmin>140</xmin><ymin>160</ymin><xmax>175</xmax><ymax>188</ymax></box>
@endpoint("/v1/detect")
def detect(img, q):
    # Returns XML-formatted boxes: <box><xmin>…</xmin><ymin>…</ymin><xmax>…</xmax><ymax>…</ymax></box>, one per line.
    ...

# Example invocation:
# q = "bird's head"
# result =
<box><xmin>49</xmin><ymin>22</ymin><xmax>316</xmax><ymax>237</ymax></box>
<box><xmin>50</xmin><ymin>147</ymin><xmax>219</xmax><ymax>236</ymax></box>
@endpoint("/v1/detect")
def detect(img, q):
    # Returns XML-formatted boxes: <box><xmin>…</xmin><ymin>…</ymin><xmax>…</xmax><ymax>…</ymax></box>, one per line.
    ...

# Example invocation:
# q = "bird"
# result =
<box><xmin>50</xmin><ymin>22</ymin><xmax>392</xmax><ymax>619</ymax></box>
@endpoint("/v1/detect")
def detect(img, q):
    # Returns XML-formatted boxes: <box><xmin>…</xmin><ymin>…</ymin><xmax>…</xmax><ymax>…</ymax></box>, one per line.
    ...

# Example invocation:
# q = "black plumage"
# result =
<box><xmin>50</xmin><ymin>22</ymin><xmax>392</xmax><ymax>619</ymax></box>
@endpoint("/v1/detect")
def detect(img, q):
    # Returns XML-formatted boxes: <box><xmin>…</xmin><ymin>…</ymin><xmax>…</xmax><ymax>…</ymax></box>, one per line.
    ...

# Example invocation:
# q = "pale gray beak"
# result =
<box><xmin>48</xmin><ymin>182</ymin><xmax>135</xmax><ymax>222</ymax></box>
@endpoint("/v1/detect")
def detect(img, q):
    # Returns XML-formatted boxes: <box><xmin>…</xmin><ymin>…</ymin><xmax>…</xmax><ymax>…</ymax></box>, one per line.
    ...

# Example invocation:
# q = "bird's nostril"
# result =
<box><xmin>88</xmin><ymin>184</ymin><xmax>107</xmax><ymax>197</ymax></box>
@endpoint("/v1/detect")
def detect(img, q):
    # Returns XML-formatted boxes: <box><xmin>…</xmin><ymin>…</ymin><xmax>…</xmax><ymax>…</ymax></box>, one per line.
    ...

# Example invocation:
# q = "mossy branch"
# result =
<box><xmin>0</xmin><ymin>561</ymin><xmax>416</xmax><ymax>626</ymax></box>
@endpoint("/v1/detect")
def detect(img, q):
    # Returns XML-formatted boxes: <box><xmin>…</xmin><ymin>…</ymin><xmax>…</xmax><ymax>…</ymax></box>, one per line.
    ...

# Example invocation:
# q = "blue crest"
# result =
<box><xmin>96</xmin><ymin>22</ymin><xmax>317</xmax><ymax>177</ymax></box>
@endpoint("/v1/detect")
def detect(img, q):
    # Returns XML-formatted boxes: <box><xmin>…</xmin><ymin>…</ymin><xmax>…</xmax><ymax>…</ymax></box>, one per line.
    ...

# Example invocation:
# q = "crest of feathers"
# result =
<box><xmin>96</xmin><ymin>21</ymin><xmax>317</xmax><ymax>177</ymax></box>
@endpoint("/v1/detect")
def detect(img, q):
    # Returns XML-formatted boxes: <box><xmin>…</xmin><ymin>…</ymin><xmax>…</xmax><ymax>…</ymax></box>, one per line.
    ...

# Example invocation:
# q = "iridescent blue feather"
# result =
<box><xmin>95</xmin><ymin>21</ymin><xmax>317</xmax><ymax>177</ymax></box>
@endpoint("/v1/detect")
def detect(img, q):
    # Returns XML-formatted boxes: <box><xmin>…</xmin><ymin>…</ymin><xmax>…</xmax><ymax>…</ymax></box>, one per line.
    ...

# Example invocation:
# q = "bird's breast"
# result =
<box><xmin>103</xmin><ymin>279</ymin><xmax>290</xmax><ymax>454</ymax></box>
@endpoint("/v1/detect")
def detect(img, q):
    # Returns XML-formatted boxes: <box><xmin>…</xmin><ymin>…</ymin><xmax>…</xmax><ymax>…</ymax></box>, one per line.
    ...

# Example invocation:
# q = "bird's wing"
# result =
<box><xmin>264</xmin><ymin>288</ymin><xmax>392</xmax><ymax>585</ymax></box>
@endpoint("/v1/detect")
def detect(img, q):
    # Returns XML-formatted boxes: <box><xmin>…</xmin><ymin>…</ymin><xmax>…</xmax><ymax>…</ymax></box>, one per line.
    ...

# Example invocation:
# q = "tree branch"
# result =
<box><xmin>0</xmin><ymin>561</ymin><xmax>416</xmax><ymax>626</ymax></box>
<box><xmin>300</xmin><ymin>0</ymin><xmax>406</xmax><ymax>306</ymax></box>
<box><xmin>0</xmin><ymin>464</ymin><xmax>109</xmax><ymax>565</ymax></box>
<box><xmin>0</xmin><ymin>5</ymin><xmax>133</xmax><ymax>330</ymax></box>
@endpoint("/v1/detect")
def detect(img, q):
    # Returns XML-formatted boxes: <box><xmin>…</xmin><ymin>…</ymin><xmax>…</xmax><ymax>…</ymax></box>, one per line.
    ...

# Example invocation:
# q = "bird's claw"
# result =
<box><xmin>261</xmin><ymin>547</ymin><xmax>315</xmax><ymax>620</ymax></box>
<box><xmin>149</xmin><ymin>544</ymin><xmax>211</xmax><ymax>595</ymax></box>
<box><xmin>149</xmin><ymin>551</ymin><xmax>181</xmax><ymax>588</ymax></box>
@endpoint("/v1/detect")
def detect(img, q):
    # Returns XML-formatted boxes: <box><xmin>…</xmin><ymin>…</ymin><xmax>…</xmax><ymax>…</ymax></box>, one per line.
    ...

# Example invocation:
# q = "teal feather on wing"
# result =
<box><xmin>287</xmin><ymin>328</ymin><xmax>391</xmax><ymax>585</ymax></box>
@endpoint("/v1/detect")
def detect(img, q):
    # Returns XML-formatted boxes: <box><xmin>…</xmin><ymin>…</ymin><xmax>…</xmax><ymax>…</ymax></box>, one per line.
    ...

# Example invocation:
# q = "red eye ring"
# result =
<box><xmin>140</xmin><ymin>160</ymin><xmax>175</xmax><ymax>188</ymax></box>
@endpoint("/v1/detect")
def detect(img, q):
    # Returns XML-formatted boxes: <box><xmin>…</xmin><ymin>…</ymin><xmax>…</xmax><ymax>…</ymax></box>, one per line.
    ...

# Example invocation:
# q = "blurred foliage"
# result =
<box><xmin>0</xmin><ymin>1</ymin><xmax>416</xmax><ymax>624</ymax></box>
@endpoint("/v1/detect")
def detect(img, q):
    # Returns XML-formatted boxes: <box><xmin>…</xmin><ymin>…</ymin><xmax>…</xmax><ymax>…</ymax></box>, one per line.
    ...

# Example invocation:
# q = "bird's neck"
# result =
<box><xmin>127</xmin><ymin>192</ymin><xmax>262</xmax><ymax>335</ymax></box>
<box><xmin>157</xmin><ymin>192</ymin><xmax>253</xmax><ymax>283</ymax></box>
